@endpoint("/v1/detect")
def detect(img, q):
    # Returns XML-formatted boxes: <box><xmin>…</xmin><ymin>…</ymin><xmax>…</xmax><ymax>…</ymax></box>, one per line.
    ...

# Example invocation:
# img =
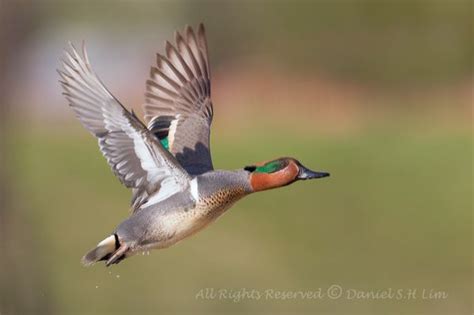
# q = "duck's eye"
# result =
<box><xmin>244</xmin><ymin>165</ymin><xmax>256</xmax><ymax>172</ymax></box>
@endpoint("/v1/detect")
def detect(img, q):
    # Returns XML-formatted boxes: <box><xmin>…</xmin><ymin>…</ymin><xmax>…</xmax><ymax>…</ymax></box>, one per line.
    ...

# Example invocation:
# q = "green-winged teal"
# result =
<box><xmin>58</xmin><ymin>24</ymin><xmax>329</xmax><ymax>267</ymax></box>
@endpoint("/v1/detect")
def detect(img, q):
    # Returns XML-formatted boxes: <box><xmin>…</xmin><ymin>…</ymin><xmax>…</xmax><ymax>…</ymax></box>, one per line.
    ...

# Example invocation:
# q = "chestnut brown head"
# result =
<box><xmin>244</xmin><ymin>157</ymin><xmax>329</xmax><ymax>192</ymax></box>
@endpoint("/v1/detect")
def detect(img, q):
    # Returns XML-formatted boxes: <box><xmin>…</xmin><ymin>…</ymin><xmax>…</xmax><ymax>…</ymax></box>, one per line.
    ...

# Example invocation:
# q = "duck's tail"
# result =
<box><xmin>81</xmin><ymin>234</ymin><xmax>120</xmax><ymax>266</ymax></box>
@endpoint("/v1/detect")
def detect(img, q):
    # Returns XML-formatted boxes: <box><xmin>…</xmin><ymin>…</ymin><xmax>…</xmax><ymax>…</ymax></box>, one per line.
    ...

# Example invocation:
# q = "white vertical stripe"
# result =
<box><xmin>168</xmin><ymin>115</ymin><xmax>180</xmax><ymax>150</ymax></box>
<box><xmin>190</xmin><ymin>178</ymin><xmax>199</xmax><ymax>201</ymax></box>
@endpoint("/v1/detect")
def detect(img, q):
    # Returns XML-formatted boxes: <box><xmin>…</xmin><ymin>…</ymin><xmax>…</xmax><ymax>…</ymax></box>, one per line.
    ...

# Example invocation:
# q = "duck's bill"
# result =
<box><xmin>297</xmin><ymin>166</ymin><xmax>330</xmax><ymax>180</ymax></box>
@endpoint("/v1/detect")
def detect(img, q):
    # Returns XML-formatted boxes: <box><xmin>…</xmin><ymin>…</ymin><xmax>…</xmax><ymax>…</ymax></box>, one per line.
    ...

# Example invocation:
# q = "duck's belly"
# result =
<box><xmin>141</xmin><ymin>201</ymin><xmax>236</xmax><ymax>251</ymax></box>
<box><xmin>133</xmin><ymin>187</ymin><xmax>248</xmax><ymax>253</ymax></box>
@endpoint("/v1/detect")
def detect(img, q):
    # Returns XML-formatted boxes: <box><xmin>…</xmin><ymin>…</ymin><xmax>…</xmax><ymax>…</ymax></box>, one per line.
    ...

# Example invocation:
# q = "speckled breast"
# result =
<box><xmin>197</xmin><ymin>187</ymin><xmax>248</xmax><ymax>220</ymax></box>
<box><xmin>173</xmin><ymin>187</ymin><xmax>248</xmax><ymax>240</ymax></box>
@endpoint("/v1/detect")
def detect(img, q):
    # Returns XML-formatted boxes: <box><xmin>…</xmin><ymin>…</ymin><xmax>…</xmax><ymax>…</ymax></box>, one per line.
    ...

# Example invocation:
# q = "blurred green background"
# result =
<box><xmin>0</xmin><ymin>1</ymin><xmax>471</xmax><ymax>315</ymax></box>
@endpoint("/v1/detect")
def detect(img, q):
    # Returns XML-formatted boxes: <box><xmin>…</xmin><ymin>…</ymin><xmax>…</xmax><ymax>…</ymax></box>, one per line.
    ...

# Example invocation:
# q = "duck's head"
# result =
<box><xmin>244</xmin><ymin>157</ymin><xmax>329</xmax><ymax>192</ymax></box>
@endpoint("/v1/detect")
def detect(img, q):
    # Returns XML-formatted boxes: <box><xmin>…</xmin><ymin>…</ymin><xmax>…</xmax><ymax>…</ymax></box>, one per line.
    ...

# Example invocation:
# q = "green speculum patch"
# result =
<box><xmin>160</xmin><ymin>137</ymin><xmax>169</xmax><ymax>150</ymax></box>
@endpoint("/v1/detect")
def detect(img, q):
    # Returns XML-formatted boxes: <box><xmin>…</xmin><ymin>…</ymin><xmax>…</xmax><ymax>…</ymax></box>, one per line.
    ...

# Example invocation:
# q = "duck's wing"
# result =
<box><xmin>143</xmin><ymin>24</ymin><xmax>213</xmax><ymax>176</ymax></box>
<box><xmin>58</xmin><ymin>43</ymin><xmax>191</xmax><ymax>211</ymax></box>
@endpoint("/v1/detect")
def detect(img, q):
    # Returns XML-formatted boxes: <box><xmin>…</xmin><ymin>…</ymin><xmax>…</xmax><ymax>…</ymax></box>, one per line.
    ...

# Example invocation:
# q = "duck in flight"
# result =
<box><xmin>58</xmin><ymin>24</ymin><xmax>330</xmax><ymax>267</ymax></box>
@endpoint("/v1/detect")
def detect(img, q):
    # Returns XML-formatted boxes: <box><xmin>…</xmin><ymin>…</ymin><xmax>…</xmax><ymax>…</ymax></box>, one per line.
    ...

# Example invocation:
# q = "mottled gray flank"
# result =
<box><xmin>116</xmin><ymin>190</ymin><xmax>196</xmax><ymax>246</ymax></box>
<box><xmin>115</xmin><ymin>169</ymin><xmax>252</xmax><ymax>256</ymax></box>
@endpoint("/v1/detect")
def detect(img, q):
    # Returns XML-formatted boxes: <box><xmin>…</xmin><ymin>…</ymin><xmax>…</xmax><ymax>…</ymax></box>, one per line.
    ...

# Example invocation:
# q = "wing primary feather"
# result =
<box><xmin>61</xmin><ymin>60</ymin><xmax>106</xmax><ymax>101</ymax></box>
<box><xmin>144</xmin><ymin>92</ymin><xmax>175</xmax><ymax>106</ymax></box>
<box><xmin>165</xmin><ymin>40</ymin><xmax>195</xmax><ymax>81</ymax></box>
<box><xmin>197</xmin><ymin>23</ymin><xmax>210</xmax><ymax>77</ymax></box>
<box><xmin>184</xmin><ymin>25</ymin><xmax>204</xmax><ymax>78</ymax></box>
<box><xmin>150</xmin><ymin>67</ymin><xmax>182</xmax><ymax>92</ymax></box>
<box><xmin>156</xmin><ymin>53</ymin><xmax>188</xmax><ymax>84</ymax></box>
<box><xmin>176</xmin><ymin>29</ymin><xmax>202</xmax><ymax>78</ymax></box>
<box><xmin>146</xmin><ymin>78</ymin><xmax>180</xmax><ymax>99</ymax></box>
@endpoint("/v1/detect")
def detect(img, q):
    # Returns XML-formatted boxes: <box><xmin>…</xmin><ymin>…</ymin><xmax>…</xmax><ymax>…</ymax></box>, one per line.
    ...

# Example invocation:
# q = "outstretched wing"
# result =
<box><xmin>143</xmin><ymin>24</ymin><xmax>213</xmax><ymax>176</ymax></box>
<box><xmin>58</xmin><ymin>43</ymin><xmax>191</xmax><ymax>210</ymax></box>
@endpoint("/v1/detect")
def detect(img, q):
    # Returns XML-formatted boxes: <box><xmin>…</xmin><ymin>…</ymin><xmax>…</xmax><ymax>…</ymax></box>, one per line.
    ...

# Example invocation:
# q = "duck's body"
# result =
<box><xmin>59</xmin><ymin>24</ymin><xmax>329</xmax><ymax>267</ymax></box>
<box><xmin>116</xmin><ymin>170</ymin><xmax>251</xmax><ymax>255</ymax></box>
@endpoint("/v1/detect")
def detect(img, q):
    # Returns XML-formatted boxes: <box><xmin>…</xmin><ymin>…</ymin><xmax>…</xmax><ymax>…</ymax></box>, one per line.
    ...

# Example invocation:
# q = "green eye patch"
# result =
<box><xmin>253</xmin><ymin>159</ymin><xmax>288</xmax><ymax>174</ymax></box>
